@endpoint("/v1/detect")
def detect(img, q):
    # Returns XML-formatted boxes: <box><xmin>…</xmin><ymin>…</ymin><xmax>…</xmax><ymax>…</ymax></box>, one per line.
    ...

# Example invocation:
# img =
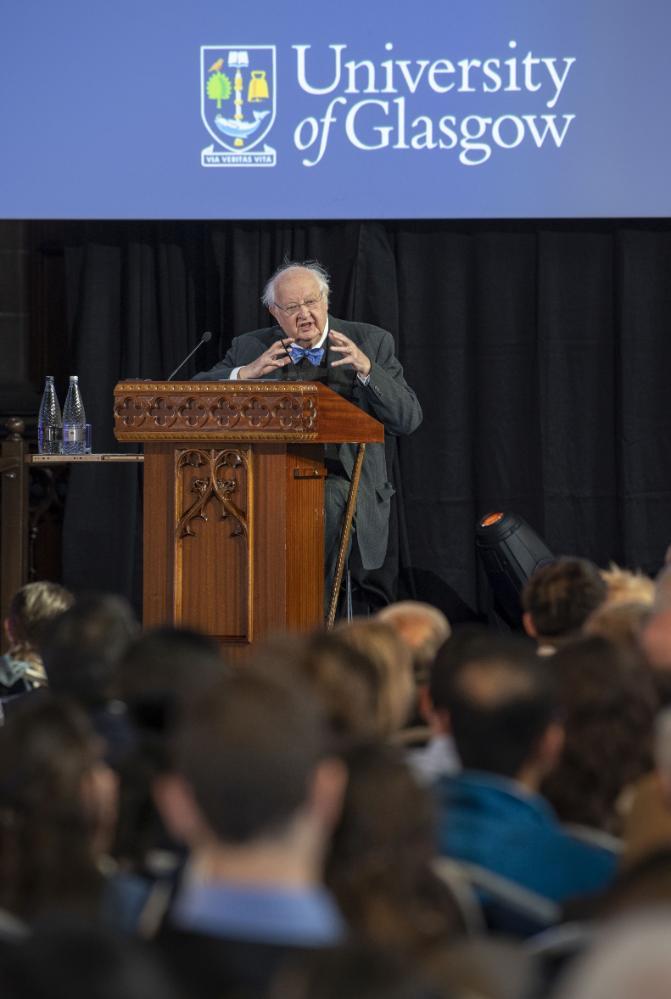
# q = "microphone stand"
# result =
<box><xmin>167</xmin><ymin>331</ymin><xmax>213</xmax><ymax>381</ymax></box>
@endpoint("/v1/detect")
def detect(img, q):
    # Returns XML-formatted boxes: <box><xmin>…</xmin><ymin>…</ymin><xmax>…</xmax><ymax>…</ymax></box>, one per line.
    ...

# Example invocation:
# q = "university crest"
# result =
<box><xmin>200</xmin><ymin>46</ymin><xmax>277</xmax><ymax>167</ymax></box>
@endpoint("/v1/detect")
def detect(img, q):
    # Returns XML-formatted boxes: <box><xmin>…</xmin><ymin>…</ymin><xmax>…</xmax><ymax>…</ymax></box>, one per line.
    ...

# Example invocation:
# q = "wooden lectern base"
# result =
<box><xmin>113</xmin><ymin>380</ymin><xmax>383</xmax><ymax>661</ymax></box>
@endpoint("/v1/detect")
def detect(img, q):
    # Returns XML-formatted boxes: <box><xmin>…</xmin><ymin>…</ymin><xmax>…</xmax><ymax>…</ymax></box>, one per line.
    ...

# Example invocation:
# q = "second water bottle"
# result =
<box><xmin>62</xmin><ymin>376</ymin><xmax>87</xmax><ymax>455</ymax></box>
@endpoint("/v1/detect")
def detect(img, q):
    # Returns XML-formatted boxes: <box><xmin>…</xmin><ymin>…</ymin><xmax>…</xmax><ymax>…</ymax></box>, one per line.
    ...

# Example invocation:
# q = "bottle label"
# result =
<box><xmin>63</xmin><ymin>427</ymin><xmax>85</xmax><ymax>443</ymax></box>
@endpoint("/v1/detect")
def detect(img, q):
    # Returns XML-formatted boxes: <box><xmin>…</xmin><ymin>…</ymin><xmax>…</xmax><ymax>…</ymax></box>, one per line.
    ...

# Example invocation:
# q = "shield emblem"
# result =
<box><xmin>201</xmin><ymin>46</ymin><xmax>276</xmax><ymax>154</ymax></box>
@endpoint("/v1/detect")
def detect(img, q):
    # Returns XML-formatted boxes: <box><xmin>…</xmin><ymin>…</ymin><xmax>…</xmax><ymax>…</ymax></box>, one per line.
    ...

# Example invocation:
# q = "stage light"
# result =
<box><xmin>475</xmin><ymin>511</ymin><xmax>554</xmax><ymax>628</ymax></box>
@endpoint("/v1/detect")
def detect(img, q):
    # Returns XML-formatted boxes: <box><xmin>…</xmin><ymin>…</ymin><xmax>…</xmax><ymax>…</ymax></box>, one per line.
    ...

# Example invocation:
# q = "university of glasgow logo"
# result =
<box><xmin>200</xmin><ymin>46</ymin><xmax>277</xmax><ymax>167</ymax></box>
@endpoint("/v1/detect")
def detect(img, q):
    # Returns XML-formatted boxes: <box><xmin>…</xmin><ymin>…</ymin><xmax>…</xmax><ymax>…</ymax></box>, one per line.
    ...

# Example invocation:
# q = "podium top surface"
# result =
<box><xmin>27</xmin><ymin>454</ymin><xmax>144</xmax><ymax>464</ymax></box>
<box><xmin>113</xmin><ymin>380</ymin><xmax>384</xmax><ymax>445</ymax></box>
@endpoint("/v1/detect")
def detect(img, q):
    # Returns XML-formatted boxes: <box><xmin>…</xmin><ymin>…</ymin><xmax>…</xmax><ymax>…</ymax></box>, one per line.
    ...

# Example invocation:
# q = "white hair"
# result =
<box><xmin>261</xmin><ymin>261</ymin><xmax>331</xmax><ymax>309</ymax></box>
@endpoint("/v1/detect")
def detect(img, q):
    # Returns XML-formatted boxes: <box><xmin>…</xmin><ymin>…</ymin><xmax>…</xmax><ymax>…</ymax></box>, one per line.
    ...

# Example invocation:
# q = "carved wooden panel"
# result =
<box><xmin>173</xmin><ymin>447</ymin><xmax>252</xmax><ymax>641</ymax></box>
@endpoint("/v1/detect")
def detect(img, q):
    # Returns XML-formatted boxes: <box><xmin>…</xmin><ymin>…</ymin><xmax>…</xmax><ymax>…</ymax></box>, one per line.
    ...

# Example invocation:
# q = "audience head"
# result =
<box><xmin>41</xmin><ymin>594</ymin><xmax>138</xmax><ymax>707</ymax></box>
<box><xmin>541</xmin><ymin>636</ymin><xmax>657</xmax><ymax>835</ymax></box>
<box><xmin>333</xmin><ymin>619</ymin><xmax>415</xmax><ymax>738</ymax></box>
<box><xmin>325</xmin><ymin>742</ymin><xmax>464</xmax><ymax>955</ymax></box>
<box><xmin>111</xmin><ymin>628</ymin><xmax>226</xmax><ymax>871</ymax></box>
<box><xmin>4</xmin><ymin>581</ymin><xmax>73</xmax><ymax>653</ymax></box>
<box><xmin>521</xmin><ymin>556</ymin><xmax>607</xmax><ymax>646</ymax></box>
<box><xmin>376</xmin><ymin>601</ymin><xmax>451</xmax><ymax>686</ymax></box>
<box><xmin>600</xmin><ymin>564</ymin><xmax>655</xmax><ymax>607</ymax></box>
<box><xmin>253</xmin><ymin>630</ymin><xmax>379</xmax><ymax>745</ymax></box>
<box><xmin>156</xmin><ymin>669</ymin><xmax>345</xmax><ymax>868</ymax></box>
<box><xmin>583</xmin><ymin>599</ymin><xmax>652</xmax><ymax>656</ymax></box>
<box><xmin>116</xmin><ymin>626</ymin><xmax>226</xmax><ymax>739</ymax></box>
<box><xmin>0</xmin><ymin>698</ymin><xmax>116</xmax><ymax>922</ymax></box>
<box><xmin>430</xmin><ymin>630</ymin><xmax>560</xmax><ymax>784</ymax></box>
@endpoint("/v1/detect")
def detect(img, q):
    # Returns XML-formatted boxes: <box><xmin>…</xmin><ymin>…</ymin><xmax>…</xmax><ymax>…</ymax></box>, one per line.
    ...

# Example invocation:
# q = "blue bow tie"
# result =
<box><xmin>289</xmin><ymin>345</ymin><xmax>325</xmax><ymax>366</ymax></box>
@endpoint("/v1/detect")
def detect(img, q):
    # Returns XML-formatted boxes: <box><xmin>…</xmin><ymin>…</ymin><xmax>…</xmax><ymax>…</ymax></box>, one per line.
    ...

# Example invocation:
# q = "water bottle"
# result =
<box><xmin>62</xmin><ymin>375</ymin><xmax>87</xmax><ymax>455</ymax></box>
<box><xmin>37</xmin><ymin>375</ymin><xmax>62</xmax><ymax>454</ymax></box>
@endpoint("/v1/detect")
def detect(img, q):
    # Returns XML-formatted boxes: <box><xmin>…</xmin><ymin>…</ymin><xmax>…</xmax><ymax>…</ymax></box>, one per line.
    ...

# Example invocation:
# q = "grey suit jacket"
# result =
<box><xmin>193</xmin><ymin>317</ymin><xmax>422</xmax><ymax>569</ymax></box>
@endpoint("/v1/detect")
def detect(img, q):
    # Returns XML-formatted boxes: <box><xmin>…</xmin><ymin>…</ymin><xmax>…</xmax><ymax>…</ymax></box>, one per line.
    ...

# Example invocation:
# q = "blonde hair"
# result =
<box><xmin>333</xmin><ymin>619</ymin><xmax>415</xmax><ymax>739</ymax></box>
<box><xmin>7</xmin><ymin>581</ymin><xmax>74</xmax><ymax>652</ymax></box>
<box><xmin>583</xmin><ymin>599</ymin><xmax>652</xmax><ymax>654</ymax></box>
<box><xmin>601</xmin><ymin>564</ymin><xmax>655</xmax><ymax>607</ymax></box>
<box><xmin>376</xmin><ymin>601</ymin><xmax>450</xmax><ymax>683</ymax></box>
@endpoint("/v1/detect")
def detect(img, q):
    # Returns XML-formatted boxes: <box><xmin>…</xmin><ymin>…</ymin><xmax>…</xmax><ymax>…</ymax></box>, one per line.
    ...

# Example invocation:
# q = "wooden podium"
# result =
<box><xmin>113</xmin><ymin>380</ymin><xmax>383</xmax><ymax>657</ymax></box>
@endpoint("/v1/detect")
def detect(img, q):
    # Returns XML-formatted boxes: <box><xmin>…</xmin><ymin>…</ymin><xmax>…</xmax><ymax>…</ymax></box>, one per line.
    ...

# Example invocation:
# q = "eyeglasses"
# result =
<box><xmin>274</xmin><ymin>291</ymin><xmax>323</xmax><ymax>317</ymax></box>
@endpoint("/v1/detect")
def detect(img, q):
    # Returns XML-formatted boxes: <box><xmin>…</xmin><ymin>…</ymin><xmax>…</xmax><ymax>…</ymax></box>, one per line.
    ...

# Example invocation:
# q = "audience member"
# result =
<box><xmin>333</xmin><ymin>619</ymin><xmax>415</xmax><ymax>739</ymax></box>
<box><xmin>39</xmin><ymin>594</ymin><xmax>139</xmax><ymax>765</ymax></box>
<box><xmin>433</xmin><ymin>633</ymin><xmax>617</xmax><ymax>924</ymax></box>
<box><xmin>152</xmin><ymin>668</ymin><xmax>347</xmax><ymax>999</ymax></box>
<box><xmin>0</xmin><ymin>698</ymin><xmax>117</xmax><ymax>926</ymax></box>
<box><xmin>407</xmin><ymin>626</ymin><xmax>501</xmax><ymax>784</ymax></box>
<box><xmin>375</xmin><ymin>601</ymin><xmax>451</xmax><ymax>687</ymax></box>
<box><xmin>0</xmin><ymin>582</ymin><xmax>73</xmax><ymax>698</ymax></box>
<box><xmin>541</xmin><ymin>636</ymin><xmax>657</xmax><ymax>838</ymax></box>
<box><xmin>116</xmin><ymin>627</ymin><xmax>225</xmax><ymax>732</ymax></box>
<box><xmin>4</xmin><ymin>564</ymin><xmax>671</xmax><ymax>995</ymax></box>
<box><xmin>107</xmin><ymin>628</ymin><xmax>228</xmax><ymax>934</ymax></box>
<box><xmin>41</xmin><ymin>594</ymin><xmax>138</xmax><ymax>707</ymax></box>
<box><xmin>583</xmin><ymin>600</ymin><xmax>652</xmax><ymax>656</ymax></box>
<box><xmin>599</xmin><ymin>564</ymin><xmax>655</xmax><ymax>607</ymax></box>
<box><xmin>325</xmin><ymin>743</ymin><xmax>464</xmax><ymax>961</ymax></box>
<box><xmin>522</xmin><ymin>557</ymin><xmax>607</xmax><ymax>652</ymax></box>
<box><xmin>253</xmin><ymin>630</ymin><xmax>379</xmax><ymax>745</ymax></box>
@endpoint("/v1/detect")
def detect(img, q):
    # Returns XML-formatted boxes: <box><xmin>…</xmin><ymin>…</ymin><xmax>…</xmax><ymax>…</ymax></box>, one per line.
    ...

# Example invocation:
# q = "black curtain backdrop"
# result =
<box><xmin>56</xmin><ymin>219</ymin><xmax>671</xmax><ymax>621</ymax></box>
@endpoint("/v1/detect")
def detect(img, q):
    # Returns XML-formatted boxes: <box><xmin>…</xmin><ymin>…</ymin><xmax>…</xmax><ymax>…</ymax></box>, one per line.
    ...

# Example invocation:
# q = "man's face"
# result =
<box><xmin>269</xmin><ymin>268</ymin><xmax>328</xmax><ymax>345</ymax></box>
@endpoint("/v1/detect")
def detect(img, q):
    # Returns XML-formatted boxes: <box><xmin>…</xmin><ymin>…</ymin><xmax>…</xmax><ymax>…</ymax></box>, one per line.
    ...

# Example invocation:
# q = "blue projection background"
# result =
<box><xmin>1</xmin><ymin>0</ymin><xmax>669</xmax><ymax>219</ymax></box>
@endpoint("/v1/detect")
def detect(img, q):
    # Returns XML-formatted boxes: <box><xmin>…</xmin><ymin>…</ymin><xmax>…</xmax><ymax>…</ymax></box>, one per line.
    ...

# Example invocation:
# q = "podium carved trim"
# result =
<box><xmin>115</xmin><ymin>384</ymin><xmax>319</xmax><ymax>438</ymax></box>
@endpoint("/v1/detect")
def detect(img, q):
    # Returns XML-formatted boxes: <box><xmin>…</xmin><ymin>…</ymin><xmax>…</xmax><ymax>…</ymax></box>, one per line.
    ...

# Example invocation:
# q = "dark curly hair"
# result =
<box><xmin>522</xmin><ymin>557</ymin><xmax>607</xmax><ymax>642</ymax></box>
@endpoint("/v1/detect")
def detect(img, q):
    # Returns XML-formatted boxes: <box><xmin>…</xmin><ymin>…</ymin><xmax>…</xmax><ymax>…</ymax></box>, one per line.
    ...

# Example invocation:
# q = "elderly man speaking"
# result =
<box><xmin>194</xmin><ymin>260</ymin><xmax>422</xmax><ymax>609</ymax></box>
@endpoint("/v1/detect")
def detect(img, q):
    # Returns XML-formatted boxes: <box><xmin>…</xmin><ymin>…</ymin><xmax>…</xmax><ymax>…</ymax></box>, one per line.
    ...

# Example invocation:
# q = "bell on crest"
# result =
<box><xmin>248</xmin><ymin>70</ymin><xmax>269</xmax><ymax>102</ymax></box>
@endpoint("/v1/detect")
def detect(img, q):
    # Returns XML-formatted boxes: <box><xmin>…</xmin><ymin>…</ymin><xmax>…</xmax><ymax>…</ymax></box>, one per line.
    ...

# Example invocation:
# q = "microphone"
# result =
<box><xmin>166</xmin><ymin>331</ymin><xmax>213</xmax><ymax>381</ymax></box>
